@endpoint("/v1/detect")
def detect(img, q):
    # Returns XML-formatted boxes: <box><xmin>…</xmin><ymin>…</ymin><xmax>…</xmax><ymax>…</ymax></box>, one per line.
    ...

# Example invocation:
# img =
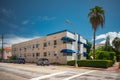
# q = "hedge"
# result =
<box><xmin>67</xmin><ymin>60</ymin><xmax>114</xmax><ymax>68</ymax></box>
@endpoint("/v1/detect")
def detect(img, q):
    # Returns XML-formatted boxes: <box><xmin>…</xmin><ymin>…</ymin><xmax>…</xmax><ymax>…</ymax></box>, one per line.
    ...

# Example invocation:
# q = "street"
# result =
<box><xmin>0</xmin><ymin>63</ymin><xmax>120</xmax><ymax>80</ymax></box>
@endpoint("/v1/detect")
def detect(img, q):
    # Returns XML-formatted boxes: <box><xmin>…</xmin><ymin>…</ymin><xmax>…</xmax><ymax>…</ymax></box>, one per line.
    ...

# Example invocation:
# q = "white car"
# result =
<box><xmin>36</xmin><ymin>58</ymin><xmax>49</xmax><ymax>66</ymax></box>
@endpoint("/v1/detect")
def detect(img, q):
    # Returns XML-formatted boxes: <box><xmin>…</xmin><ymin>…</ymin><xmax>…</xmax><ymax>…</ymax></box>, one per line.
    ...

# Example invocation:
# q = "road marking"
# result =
<box><xmin>63</xmin><ymin>70</ymin><xmax>96</xmax><ymax>80</ymax></box>
<box><xmin>30</xmin><ymin>71</ymin><xmax>67</xmax><ymax>80</ymax></box>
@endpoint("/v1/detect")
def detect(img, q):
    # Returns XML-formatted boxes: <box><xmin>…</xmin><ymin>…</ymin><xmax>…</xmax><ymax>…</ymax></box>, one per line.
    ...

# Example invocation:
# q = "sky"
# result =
<box><xmin>0</xmin><ymin>0</ymin><xmax>120</xmax><ymax>47</ymax></box>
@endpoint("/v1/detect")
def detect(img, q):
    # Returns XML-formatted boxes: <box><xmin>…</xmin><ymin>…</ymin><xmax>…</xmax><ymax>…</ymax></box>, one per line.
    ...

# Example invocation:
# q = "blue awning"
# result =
<box><xmin>78</xmin><ymin>41</ymin><xmax>83</xmax><ymax>44</ymax></box>
<box><xmin>60</xmin><ymin>49</ymin><xmax>76</xmax><ymax>53</ymax></box>
<box><xmin>83</xmin><ymin>43</ymin><xmax>89</xmax><ymax>47</ymax></box>
<box><xmin>61</xmin><ymin>36</ymin><xmax>76</xmax><ymax>42</ymax></box>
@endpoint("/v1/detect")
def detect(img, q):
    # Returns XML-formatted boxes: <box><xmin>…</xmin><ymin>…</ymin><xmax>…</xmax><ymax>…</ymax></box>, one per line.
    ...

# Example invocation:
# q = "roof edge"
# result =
<box><xmin>47</xmin><ymin>29</ymin><xmax>75</xmax><ymax>36</ymax></box>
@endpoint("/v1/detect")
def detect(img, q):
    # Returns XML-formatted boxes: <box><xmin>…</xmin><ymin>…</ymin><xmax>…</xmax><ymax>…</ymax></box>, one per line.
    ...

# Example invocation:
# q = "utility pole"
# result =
<box><xmin>1</xmin><ymin>34</ymin><xmax>4</xmax><ymax>60</ymax></box>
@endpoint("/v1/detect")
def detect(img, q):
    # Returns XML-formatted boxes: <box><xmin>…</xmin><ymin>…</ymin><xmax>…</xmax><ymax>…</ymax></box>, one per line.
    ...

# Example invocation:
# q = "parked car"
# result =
<box><xmin>36</xmin><ymin>58</ymin><xmax>49</xmax><ymax>66</ymax></box>
<box><xmin>16</xmin><ymin>58</ymin><xmax>25</xmax><ymax>64</ymax></box>
<box><xmin>2</xmin><ymin>59</ymin><xmax>11</xmax><ymax>63</ymax></box>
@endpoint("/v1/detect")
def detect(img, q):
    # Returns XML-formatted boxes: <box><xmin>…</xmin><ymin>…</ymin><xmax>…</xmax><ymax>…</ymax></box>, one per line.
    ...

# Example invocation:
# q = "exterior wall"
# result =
<box><xmin>3</xmin><ymin>47</ymin><xmax>12</xmax><ymax>59</ymax></box>
<box><xmin>12</xmin><ymin>30</ymin><xmax>87</xmax><ymax>64</ymax></box>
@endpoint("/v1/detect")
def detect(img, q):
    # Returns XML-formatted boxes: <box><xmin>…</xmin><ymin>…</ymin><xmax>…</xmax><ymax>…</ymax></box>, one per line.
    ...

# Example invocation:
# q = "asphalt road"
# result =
<box><xmin>0</xmin><ymin>63</ymin><xmax>120</xmax><ymax>80</ymax></box>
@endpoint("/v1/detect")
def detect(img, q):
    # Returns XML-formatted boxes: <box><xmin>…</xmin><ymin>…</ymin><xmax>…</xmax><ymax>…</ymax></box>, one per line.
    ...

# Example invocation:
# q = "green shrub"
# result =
<box><xmin>96</xmin><ymin>51</ymin><xmax>116</xmax><ymax>60</ymax></box>
<box><xmin>67</xmin><ymin>60</ymin><xmax>113</xmax><ymax>68</ymax></box>
<box><xmin>9</xmin><ymin>55</ymin><xmax>17</xmax><ymax>60</ymax></box>
<box><xmin>67</xmin><ymin>60</ymin><xmax>75</xmax><ymax>66</ymax></box>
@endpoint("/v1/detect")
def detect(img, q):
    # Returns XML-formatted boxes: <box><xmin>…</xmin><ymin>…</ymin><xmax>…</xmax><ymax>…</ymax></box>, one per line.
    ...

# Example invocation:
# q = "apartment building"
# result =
<box><xmin>12</xmin><ymin>30</ymin><xmax>88</xmax><ymax>64</ymax></box>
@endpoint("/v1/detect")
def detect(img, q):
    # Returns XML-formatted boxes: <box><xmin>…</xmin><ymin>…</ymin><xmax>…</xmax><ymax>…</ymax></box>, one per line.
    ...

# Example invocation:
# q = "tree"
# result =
<box><xmin>105</xmin><ymin>35</ymin><xmax>110</xmax><ymax>47</ymax></box>
<box><xmin>112</xmin><ymin>37</ymin><xmax>120</xmax><ymax>52</ymax></box>
<box><xmin>0</xmin><ymin>48</ymin><xmax>4</xmax><ymax>60</ymax></box>
<box><xmin>9</xmin><ymin>55</ymin><xmax>17</xmax><ymax>60</ymax></box>
<box><xmin>104</xmin><ymin>35</ymin><xmax>114</xmax><ymax>51</ymax></box>
<box><xmin>88</xmin><ymin>6</ymin><xmax>105</xmax><ymax>59</ymax></box>
<box><xmin>112</xmin><ymin>37</ymin><xmax>120</xmax><ymax>61</ymax></box>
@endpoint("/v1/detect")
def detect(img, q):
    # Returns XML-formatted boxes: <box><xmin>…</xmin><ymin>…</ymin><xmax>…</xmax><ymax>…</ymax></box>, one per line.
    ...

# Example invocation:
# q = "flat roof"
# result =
<box><xmin>47</xmin><ymin>30</ymin><xmax>75</xmax><ymax>36</ymax></box>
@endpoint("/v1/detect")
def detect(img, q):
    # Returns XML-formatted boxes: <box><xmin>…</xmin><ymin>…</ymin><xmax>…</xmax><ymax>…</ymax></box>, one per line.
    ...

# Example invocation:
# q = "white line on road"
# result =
<box><xmin>63</xmin><ymin>70</ymin><xmax>96</xmax><ymax>80</ymax></box>
<box><xmin>30</xmin><ymin>71</ymin><xmax>67</xmax><ymax>80</ymax></box>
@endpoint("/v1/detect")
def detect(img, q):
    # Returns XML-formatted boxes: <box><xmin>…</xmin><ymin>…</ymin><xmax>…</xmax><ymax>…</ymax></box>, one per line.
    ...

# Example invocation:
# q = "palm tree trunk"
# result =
<box><xmin>93</xmin><ymin>30</ymin><xmax>96</xmax><ymax>59</ymax></box>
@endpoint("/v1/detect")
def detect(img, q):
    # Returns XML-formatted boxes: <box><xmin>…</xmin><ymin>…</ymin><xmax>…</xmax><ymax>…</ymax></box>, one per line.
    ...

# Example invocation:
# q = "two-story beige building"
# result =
<box><xmin>12</xmin><ymin>30</ymin><xmax>88</xmax><ymax>64</ymax></box>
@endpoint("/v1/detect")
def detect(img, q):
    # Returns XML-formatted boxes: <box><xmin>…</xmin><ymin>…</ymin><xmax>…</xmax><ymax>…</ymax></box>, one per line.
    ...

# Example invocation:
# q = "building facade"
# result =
<box><xmin>12</xmin><ymin>30</ymin><xmax>88</xmax><ymax>64</ymax></box>
<box><xmin>3</xmin><ymin>46</ymin><xmax>12</xmax><ymax>59</ymax></box>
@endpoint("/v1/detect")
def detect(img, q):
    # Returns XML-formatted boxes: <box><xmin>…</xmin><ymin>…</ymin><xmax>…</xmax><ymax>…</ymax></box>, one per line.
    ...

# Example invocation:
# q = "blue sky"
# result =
<box><xmin>0</xmin><ymin>0</ymin><xmax>120</xmax><ymax>46</ymax></box>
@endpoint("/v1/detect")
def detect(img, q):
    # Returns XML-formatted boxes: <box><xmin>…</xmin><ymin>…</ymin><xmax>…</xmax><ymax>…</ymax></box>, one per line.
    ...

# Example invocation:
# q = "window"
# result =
<box><xmin>48</xmin><ymin>41</ymin><xmax>50</xmax><ymax>46</ymax></box>
<box><xmin>36</xmin><ymin>44</ymin><xmax>40</xmax><ymax>48</ymax></box>
<box><xmin>24</xmin><ymin>48</ymin><xmax>26</xmax><ymax>52</ymax></box>
<box><xmin>44</xmin><ymin>42</ymin><xmax>47</xmax><ymax>47</ymax></box>
<box><xmin>63</xmin><ymin>53</ymin><xmax>72</xmax><ymax>56</ymax></box>
<box><xmin>32</xmin><ymin>45</ymin><xmax>35</xmax><ymax>50</ymax></box>
<box><xmin>54</xmin><ymin>40</ymin><xmax>57</xmax><ymax>45</ymax></box>
<box><xmin>5</xmin><ymin>51</ymin><xmax>10</xmax><ymax>54</ymax></box>
<box><xmin>54</xmin><ymin>53</ymin><xmax>57</xmax><ymax>56</ymax></box>
<box><xmin>36</xmin><ymin>53</ymin><xmax>40</xmax><ymax>57</ymax></box>
<box><xmin>24</xmin><ymin>54</ymin><xmax>26</xmax><ymax>57</ymax></box>
<box><xmin>33</xmin><ymin>53</ymin><xmax>35</xmax><ymax>57</ymax></box>
<box><xmin>63</xmin><ymin>40</ymin><xmax>73</xmax><ymax>44</ymax></box>
<box><xmin>44</xmin><ymin>52</ymin><xmax>47</xmax><ymax>57</ymax></box>
<box><xmin>48</xmin><ymin>52</ymin><xmax>50</xmax><ymax>56</ymax></box>
<box><xmin>20</xmin><ymin>48</ymin><xmax>22</xmax><ymax>51</ymax></box>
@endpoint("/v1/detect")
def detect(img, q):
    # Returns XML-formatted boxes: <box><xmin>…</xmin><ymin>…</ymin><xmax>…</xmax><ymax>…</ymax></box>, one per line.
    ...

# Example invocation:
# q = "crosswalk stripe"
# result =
<box><xmin>63</xmin><ymin>70</ymin><xmax>96</xmax><ymax>80</ymax></box>
<box><xmin>30</xmin><ymin>71</ymin><xmax>67</xmax><ymax>80</ymax></box>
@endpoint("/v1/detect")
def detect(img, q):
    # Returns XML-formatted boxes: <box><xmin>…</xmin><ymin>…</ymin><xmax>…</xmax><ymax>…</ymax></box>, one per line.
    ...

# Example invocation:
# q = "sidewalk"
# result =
<box><xmin>58</xmin><ymin>62</ymin><xmax>120</xmax><ymax>71</ymax></box>
<box><xmin>105</xmin><ymin>62</ymin><xmax>119</xmax><ymax>71</ymax></box>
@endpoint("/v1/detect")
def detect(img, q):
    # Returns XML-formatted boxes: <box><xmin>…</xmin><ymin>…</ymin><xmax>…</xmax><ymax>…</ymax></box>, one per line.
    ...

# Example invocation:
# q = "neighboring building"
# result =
<box><xmin>3</xmin><ymin>46</ymin><xmax>12</xmax><ymax>59</ymax></box>
<box><xmin>95</xmin><ymin>43</ymin><xmax>104</xmax><ymax>49</ymax></box>
<box><xmin>12</xmin><ymin>30</ymin><xmax>88</xmax><ymax>64</ymax></box>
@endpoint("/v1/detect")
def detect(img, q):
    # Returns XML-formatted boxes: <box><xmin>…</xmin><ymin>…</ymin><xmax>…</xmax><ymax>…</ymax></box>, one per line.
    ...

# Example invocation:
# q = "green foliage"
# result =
<box><xmin>112</xmin><ymin>37</ymin><xmax>120</xmax><ymax>61</ymax></box>
<box><xmin>67</xmin><ymin>60</ymin><xmax>75</xmax><ymax>66</ymax></box>
<box><xmin>96</xmin><ymin>50</ymin><xmax>116</xmax><ymax>60</ymax></box>
<box><xmin>97</xmin><ymin>46</ymin><xmax>114</xmax><ymax>52</ymax></box>
<box><xmin>86</xmin><ymin>40</ymin><xmax>92</xmax><ymax>59</ymax></box>
<box><xmin>112</xmin><ymin>37</ymin><xmax>120</xmax><ymax>51</ymax></box>
<box><xmin>9</xmin><ymin>55</ymin><xmax>17</xmax><ymax>60</ymax></box>
<box><xmin>0</xmin><ymin>48</ymin><xmax>4</xmax><ymax>53</ymax></box>
<box><xmin>86</xmin><ymin>40</ymin><xmax>92</xmax><ymax>53</ymax></box>
<box><xmin>67</xmin><ymin>60</ymin><xmax>113</xmax><ymax>68</ymax></box>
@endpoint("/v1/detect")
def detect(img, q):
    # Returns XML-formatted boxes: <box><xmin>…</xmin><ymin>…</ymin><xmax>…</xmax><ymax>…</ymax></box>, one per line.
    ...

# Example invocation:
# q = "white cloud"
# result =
<box><xmin>37</xmin><ymin>16</ymin><xmax>56</xmax><ymax>21</ymax></box>
<box><xmin>96</xmin><ymin>34</ymin><xmax>106</xmax><ymax>40</ymax></box>
<box><xmin>21</xmin><ymin>16</ymin><xmax>56</xmax><ymax>25</ymax></box>
<box><xmin>22</xmin><ymin>20</ymin><xmax>29</xmax><ymax>25</ymax></box>
<box><xmin>42</xmin><ymin>16</ymin><xmax>56</xmax><ymax>21</ymax></box>
<box><xmin>99</xmin><ymin>40</ymin><xmax>106</xmax><ymax>44</ymax></box>
<box><xmin>96</xmin><ymin>32</ymin><xmax>120</xmax><ymax>45</ymax></box>
<box><xmin>1</xmin><ymin>35</ymin><xmax>40</xmax><ymax>47</ymax></box>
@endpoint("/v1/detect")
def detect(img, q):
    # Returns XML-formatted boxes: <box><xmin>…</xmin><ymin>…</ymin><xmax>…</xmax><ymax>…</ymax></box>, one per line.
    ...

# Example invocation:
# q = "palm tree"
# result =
<box><xmin>88</xmin><ymin>6</ymin><xmax>105</xmax><ymax>59</ymax></box>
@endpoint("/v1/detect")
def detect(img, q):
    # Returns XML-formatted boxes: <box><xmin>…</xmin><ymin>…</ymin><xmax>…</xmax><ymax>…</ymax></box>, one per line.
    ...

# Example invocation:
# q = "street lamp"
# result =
<box><xmin>65</xmin><ymin>19</ymin><xmax>78</xmax><ymax>67</ymax></box>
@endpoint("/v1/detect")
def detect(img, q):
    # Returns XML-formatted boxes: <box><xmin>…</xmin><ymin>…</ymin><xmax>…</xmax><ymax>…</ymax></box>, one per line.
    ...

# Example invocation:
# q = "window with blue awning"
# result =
<box><xmin>83</xmin><ymin>43</ymin><xmax>89</xmax><ymax>47</ymax></box>
<box><xmin>61</xmin><ymin>36</ymin><xmax>76</xmax><ymax>42</ymax></box>
<box><xmin>78</xmin><ymin>40</ymin><xmax>83</xmax><ymax>44</ymax></box>
<box><xmin>60</xmin><ymin>49</ymin><xmax>76</xmax><ymax>53</ymax></box>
